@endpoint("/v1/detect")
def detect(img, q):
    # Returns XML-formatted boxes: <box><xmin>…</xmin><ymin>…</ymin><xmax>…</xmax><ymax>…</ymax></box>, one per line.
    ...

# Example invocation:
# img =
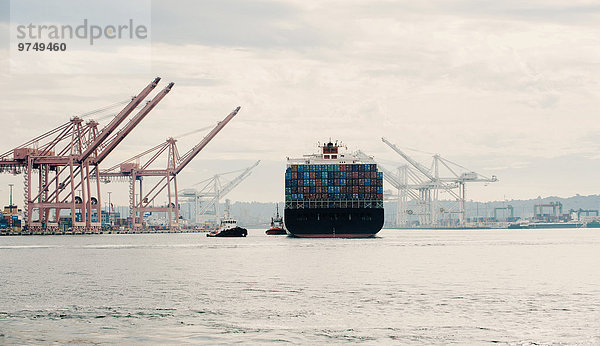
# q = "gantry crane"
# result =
<box><xmin>356</xmin><ymin>149</ymin><xmax>447</xmax><ymax>226</ymax></box>
<box><xmin>99</xmin><ymin>106</ymin><xmax>241</xmax><ymax>230</ymax></box>
<box><xmin>0</xmin><ymin>77</ymin><xmax>172</xmax><ymax>233</ymax></box>
<box><xmin>494</xmin><ymin>205</ymin><xmax>514</xmax><ymax>220</ymax></box>
<box><xmin>533</xmin><ymin>202</ymin><xmax>563</xmax><ymax>221</ymax></box>
<box><xmin>377</xmin><ymin>164</ymin><xmax>438</xmax><ymax>226</ymax></box>
<box><xmin>381</xmin><ymin>137</ymin><xmax>497</xmax><ymax>226</ymax></box>
<box><xmin>180</xmin><ymin>160</ymin><xmax>260</xmax><ymax>225</ymax></box>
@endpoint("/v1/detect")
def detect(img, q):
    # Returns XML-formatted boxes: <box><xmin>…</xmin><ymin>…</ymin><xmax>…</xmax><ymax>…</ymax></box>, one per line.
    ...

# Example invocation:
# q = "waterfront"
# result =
<box><xmin>1</xmin><ymin>229</ymin><xmax>599</xmax><ymax>344</ymax></box>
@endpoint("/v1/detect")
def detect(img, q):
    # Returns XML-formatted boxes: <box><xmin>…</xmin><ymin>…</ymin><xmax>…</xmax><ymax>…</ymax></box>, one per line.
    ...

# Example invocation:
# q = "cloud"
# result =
<box><xmin>1</xmin><ymin>0</ymin><xmax>600</xmax><ymax>205</ymax></box>
<box><xmin>350</xmin><ymin>1</ymin><xmax>600</xmax><ymax>26</ymax></box>
<box><xmin>442</xmin><ymin>0</ymin><xmax>600</xmax><ymax>25</ymax></box>
<box><xmin>149</xmin><ymin>0</ymin><xmax>328</xmax><ymax>49</ymax></box>
<box><xmin>0</xmin><ymin>0</ymin><xmax>7</xmax><ymax>22</ymax></box>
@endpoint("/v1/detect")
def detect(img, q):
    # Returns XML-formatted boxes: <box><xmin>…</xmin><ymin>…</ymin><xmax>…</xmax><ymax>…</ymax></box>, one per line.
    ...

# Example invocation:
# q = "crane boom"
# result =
<box><xmin>175</xmin><ymin>106</ymin><xmax>240</xmax><ymax>174</ymax></box>
<box><xmin>376</xmin><ymin>165</ymin><xmax>422</xmax><ymax>199</ymax></box>
<box><xmin>93</xmin><ymin>82</ymin><xmax>174</xmax><ymax>164</ymax></box>
<box><xmin>78</xmin><ymin>77</ymin><xmax>161</xmax><ymax>162</ymax></box>
<box><xmin>218</xmin><ymin>160</ymin><xmax>260</xmax><ymax>198</ymax></box>
<box><xmin>196</xmin><ymin>160</ymin><xmax>260</xmax><ymax>216</ymax></box>
<box><xmin>381</xmin><ymin>137</ymin><xmax>435</xmax><ymax>180</ymax></box>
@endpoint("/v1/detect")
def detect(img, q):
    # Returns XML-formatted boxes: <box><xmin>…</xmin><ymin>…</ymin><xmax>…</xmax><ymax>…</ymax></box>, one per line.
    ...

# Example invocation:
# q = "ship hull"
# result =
<box><xmin>509</xmin><ymin>223</ymin><xmax>583</xmax><ymax>229</ymax></box>
<box><xmin>266</xmin><ymin>228</ymin><xmax>287</xmax><ymax>235</ymax></box>
<box><xmin>284</xmin><ymin>208</ymin><xmax>384</xmax><ymax>237</ymax></box>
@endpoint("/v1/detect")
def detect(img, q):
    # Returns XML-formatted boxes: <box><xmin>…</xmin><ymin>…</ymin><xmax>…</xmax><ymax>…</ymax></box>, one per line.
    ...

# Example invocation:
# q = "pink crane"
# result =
<box><xmin>100</xmin><ymin>106</ymin><xmax>240</xmax><ymax>230</ymax></box>
<box><xmin>0</xmin><ymin>78</ymin><xmax>173</xmax><ymax>234</ymax></box>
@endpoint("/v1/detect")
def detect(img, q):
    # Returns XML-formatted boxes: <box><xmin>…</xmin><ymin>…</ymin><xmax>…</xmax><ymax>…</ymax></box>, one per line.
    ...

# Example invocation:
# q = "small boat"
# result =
<box><xmin>266</xmin><ymin>204</ymin><xmax>287</xmax><ymax>235</ymax></box>
<box><xmin>207</xmin><ymin>216</ymin><xmax>247</xmax><ymax>237</ymax></box>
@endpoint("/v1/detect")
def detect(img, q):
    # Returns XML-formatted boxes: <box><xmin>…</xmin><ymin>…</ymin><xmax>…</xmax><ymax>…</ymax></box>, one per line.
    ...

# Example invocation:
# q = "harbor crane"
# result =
<box><xmin>180</xmin><ymin>160</ymin><xmax>260</xmax><ymax>225</ymax></box>
<box><xmin>381</xmin><ymin>137</ymin><xmax>497</xmax><ymax>227</ymax></box>
<box><xmin>99</xmin><ymin>106</ymin><xmax>241</xmax><ymax>230</ymax></box>
<box><xmin>0</xmin><ymin>77</ymin><xmax>172</xmax><ymax>233</ymax></box>
<box><xmin>356</xmin><ymin>150</ymin><xmax>430</xmax><ymax>226</ymax></box>
<box><xmin>494</xmin><ymin>205</ymin><xmax>514</xmax><ymax>220</ymax></box>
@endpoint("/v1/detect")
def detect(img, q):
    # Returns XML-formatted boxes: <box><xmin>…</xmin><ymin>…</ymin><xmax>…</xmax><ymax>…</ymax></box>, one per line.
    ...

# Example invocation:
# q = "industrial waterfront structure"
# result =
<box><xmin>0</xmin><ymin>77</ymin><xmax>244</xmax><ymax>234</ymax></box>
<box><xmin>378</xmin><ymin>137</ymin><xmax>498</xmax><ymax>228</ymax></box>
<box><xmin>0</xmin><ymin>78</ymin><xmax>171</xmax><ymax>234</ymax></box>
<box><xmin>98</xmin><ymin>107</ymin><xmax>241</xmax><ymax>231</ymax></box>
<box><xmin>179</xmin><ymin>160</ymin><xmax>259</xmax><ymax>228</ymax></box>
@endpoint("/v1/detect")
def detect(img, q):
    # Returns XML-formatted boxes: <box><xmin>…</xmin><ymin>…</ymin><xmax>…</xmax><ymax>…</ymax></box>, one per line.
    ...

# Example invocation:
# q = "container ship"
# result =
<box><xmin>284</xmin><ymin>141</ymin><xmax>384</xmax><ymax>237</ymax></box>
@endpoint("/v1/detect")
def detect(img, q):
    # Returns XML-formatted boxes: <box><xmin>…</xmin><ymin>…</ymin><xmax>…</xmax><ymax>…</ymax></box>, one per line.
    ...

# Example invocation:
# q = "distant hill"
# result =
<box><xmin>465</xmin><ymin>194</ymin><xmax>600</xmax><ymax>218</ymax></box>
<box><xmin>224</xmin><ymin>194</ymin><xmax>600</xmax><ymax>227</ymax></box>
<box><xmin>114</xmin><ymin>194</ymin><xmax>600</xmax><ymax>228</ymax></box>
<box><xmin>382</xmin><ymin>194</ymin><xmax>600</xmax><ymax>226</ymax></box>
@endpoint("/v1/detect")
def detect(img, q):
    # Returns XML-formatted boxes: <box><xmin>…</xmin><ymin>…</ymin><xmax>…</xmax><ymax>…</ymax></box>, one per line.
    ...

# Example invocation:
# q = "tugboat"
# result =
<box><xmin>206</xmin><ymin>216</ymin><xmax>247</xmax><ymax>237</ymax></box>
<box><xmin>266</xmin><ymin>204</ymin><xmax>287</xmax><ymax>235</ymax></box>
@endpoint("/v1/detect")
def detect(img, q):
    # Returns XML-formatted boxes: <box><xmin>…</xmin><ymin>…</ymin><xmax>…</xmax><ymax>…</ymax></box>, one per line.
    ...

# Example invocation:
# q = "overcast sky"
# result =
<box><xmin>1</xmin><ymin>0</ymin><xmax>600</xmax><ymax>206</ymax></box>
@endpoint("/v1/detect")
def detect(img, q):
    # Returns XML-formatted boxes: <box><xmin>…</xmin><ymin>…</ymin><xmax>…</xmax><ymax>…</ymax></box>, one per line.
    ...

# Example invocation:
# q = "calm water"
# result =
<box><xmin>1</xmin><ymin>229</ymin><xmax>599</xmax><ymax>344</ymax></box>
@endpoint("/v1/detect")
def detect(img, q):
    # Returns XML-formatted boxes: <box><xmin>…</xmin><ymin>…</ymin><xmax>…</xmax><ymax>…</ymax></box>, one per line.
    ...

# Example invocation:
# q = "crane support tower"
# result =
<box><xmin>99</xmin><ymin>106</ymin><xmax>241</xmax><ymax>231</ymax></box>
<box><xmin>0</xmin><ymin>77</ymin><xmax>172</xmax><ymax>234</ymax></box>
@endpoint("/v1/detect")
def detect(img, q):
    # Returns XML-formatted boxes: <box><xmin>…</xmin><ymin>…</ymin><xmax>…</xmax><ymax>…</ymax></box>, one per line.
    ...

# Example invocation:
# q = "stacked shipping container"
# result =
<box><xmin>285</xmin><ymin>163</ymin><xmax>383</xmax><ymax>208</ymax></box>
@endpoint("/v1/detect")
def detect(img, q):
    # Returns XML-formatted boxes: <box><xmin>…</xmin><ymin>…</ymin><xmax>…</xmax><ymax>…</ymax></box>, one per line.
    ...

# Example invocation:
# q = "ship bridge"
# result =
<box><xmin>287</xmin><ymin>141</ymin><xmax>376</xmax><ymax>165</ymax></box>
